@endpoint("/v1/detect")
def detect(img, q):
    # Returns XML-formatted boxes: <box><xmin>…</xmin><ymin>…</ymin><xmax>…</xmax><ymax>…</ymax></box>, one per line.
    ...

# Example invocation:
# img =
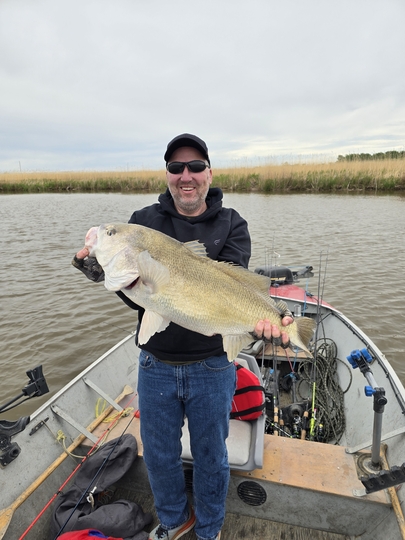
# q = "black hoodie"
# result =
<box><xmin>116</xmin><ymin>187</ymin><xmax>251</xmax><ymax>363</ymax></box>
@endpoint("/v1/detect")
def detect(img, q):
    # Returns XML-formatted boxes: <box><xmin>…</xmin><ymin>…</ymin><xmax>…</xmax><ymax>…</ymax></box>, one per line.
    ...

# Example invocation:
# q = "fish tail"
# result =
<box><xmin>292</xmin><ymin>317</ymin><xmax>317</xmax><ymax>356</ymax></box>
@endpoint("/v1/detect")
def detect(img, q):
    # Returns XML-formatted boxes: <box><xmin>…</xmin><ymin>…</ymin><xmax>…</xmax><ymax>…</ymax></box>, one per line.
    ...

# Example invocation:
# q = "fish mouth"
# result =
<box><xmin>124</xmin><ymin>277</ymin><xmax>140</xmax><ymax>290</ymax></box>
<box><xmin>84</xmin><ymin>226</ymin><xmax>99</xmax><ymax>256</ymax></box>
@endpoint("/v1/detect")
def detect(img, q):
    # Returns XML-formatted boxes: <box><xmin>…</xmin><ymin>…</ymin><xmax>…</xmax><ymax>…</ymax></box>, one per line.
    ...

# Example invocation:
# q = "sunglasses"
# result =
<box><xmin>166</xmin><ymin>160</ymin><xmax>209</xmax><ymax>174</ymax></box>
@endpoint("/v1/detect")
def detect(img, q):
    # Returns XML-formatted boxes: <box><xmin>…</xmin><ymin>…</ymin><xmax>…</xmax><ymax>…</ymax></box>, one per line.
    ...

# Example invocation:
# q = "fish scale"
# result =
<box><xmin>85</xmin><ymin>223</ymin><xmax>316</xmax><ymax>361</ymax></box>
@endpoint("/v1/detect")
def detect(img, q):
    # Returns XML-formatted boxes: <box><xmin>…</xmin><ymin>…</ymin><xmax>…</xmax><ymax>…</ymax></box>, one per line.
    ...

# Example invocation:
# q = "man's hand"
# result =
<box><xmin>71</xmin><ymin>248</ymin><xmax>105</xmax><ymax>283</ymax></box>
<box><xmin>76</xmin><ymin>247</ymin><xmax>89</xmax><ymax>259</ymax></box>
<box><xmin>253</xmin><ymin>316</ymin><xmax>293</xmax><ymax>348</ymax></box>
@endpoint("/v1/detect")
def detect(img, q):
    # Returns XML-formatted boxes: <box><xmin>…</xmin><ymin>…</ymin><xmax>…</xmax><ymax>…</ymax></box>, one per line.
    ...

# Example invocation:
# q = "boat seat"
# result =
<box><xmin>181</xmin><ymin>352</ymin><xmax>265</xmax><ymax>471</ymax></box>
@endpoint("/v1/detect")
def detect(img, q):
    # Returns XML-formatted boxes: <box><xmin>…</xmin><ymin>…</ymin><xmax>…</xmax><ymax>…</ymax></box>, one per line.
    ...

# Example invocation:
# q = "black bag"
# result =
<box><xmin>51</xmin><ymin>434</ymin><xmax>152</xmax><ymax>540</ymax></box>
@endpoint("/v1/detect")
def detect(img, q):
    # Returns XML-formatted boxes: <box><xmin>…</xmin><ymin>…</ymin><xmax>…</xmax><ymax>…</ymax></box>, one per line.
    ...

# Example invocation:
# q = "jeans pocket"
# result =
<box><xmin>202</xmin><ymin>354</ymin><xmax>234</xmax><ymax>372</ymax></box>
<box><xmin>139</xmin><ymin>350</ymin><xmax>155</xmax><ymax>369</ymax></box>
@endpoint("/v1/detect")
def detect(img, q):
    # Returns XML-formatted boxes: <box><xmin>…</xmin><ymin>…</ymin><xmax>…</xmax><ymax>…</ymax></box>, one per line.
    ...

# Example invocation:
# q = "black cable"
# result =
<box><xmin>297</xmin><ymin>338</ymin><xmax>352</xmax><ymax>443</ymax></box>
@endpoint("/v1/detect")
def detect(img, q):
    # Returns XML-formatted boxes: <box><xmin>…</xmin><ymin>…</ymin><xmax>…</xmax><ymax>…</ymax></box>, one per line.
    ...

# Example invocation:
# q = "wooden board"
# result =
<box><xmin>84</xmin><ymin>413</ymin><xmax>387</xmax><ymax>505</ymax></box>
<box><xmin>234</xmin><ymin>434</ymin><xmax>388</xmax><ymax>504</ymax></box>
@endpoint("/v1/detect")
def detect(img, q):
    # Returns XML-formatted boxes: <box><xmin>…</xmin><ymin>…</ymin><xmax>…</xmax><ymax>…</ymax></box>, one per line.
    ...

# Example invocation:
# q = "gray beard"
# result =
<box><xmin>169</xmin><ymin>186</ymin><xmax>209</xmax><ymax>215</ymax></box>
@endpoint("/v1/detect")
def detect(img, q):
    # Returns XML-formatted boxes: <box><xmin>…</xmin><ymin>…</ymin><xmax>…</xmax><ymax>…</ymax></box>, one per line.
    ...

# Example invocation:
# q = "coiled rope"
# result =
<box><xmin>297</xmin><ymin>338</ymin><xmax>352</xmax><ymax>443</ymax></box>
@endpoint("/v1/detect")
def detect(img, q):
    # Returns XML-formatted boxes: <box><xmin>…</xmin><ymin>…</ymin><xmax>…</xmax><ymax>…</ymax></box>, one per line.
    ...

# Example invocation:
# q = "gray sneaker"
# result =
<box><xmin>149</xmin><ymin>508</ymin><xmax>196</xmax><ymax>540</ymax></box>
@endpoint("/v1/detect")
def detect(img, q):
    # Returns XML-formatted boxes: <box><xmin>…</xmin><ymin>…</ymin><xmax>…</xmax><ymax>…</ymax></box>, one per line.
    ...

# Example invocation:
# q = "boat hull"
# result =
<box><xmin>2</xmin><ymin>284</ymin><xmax>405</xmax><ymax>540</ymax></box>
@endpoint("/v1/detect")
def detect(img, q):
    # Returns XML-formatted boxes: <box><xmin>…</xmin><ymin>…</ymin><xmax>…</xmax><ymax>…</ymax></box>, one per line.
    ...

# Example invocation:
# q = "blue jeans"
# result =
<box><xmin>138</xmin><ymin>350</ymin><xmax>236</xmax><ymax>540</ymax></box>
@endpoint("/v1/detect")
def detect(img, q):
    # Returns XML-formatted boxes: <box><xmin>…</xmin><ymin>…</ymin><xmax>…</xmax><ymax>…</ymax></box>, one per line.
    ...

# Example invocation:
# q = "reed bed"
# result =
<box><xmin>1</xmin><ymin>159</ymin><xmax>405</xmax><ymax>194</ymax></box>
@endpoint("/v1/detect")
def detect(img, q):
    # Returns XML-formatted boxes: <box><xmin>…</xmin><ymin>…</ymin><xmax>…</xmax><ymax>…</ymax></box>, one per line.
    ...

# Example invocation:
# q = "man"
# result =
<box><xmin>74</xmin><ymin>134</ymin><xmax>292</xmax><ymax>540</ymax></box>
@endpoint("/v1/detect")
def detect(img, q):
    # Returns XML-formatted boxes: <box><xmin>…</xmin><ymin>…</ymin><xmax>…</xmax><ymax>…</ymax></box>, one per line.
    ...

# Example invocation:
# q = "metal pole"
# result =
<box><xmin>347</xmin><ymin>349</ymin><xmax>387</xmax><ymax>468</ymax></box>
<box><xmin>370</xmin><ymin>387</ymin><xmax>387</xmax><ymax>467</ymax></box>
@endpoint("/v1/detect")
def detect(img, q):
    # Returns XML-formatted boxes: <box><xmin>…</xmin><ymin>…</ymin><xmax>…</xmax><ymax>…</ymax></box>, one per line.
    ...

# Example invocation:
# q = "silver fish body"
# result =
<box><xmin>84</xmin><ymin>223</ymin><xmax>316</xmax><ymax>360</ymax></box>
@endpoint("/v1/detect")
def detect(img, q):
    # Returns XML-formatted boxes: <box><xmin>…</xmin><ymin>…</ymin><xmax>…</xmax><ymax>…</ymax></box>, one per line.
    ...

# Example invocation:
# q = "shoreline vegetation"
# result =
<box><xmin>1</xmin><ymin>157</ymin><xmax>405</xmax><ymax>194</ymax></box>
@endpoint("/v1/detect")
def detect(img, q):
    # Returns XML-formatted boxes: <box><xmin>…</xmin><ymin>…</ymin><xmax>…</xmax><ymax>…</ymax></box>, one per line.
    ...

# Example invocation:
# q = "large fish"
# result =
<box><xmin>83</xmin><ymin>223</ymin><xmax>316</xmax><ymax>360</ymax></box>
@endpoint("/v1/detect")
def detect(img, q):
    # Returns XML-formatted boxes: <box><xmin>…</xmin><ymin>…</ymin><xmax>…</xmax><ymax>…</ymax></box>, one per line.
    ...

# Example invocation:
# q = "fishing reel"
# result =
<box><xmin>0</xmin><ymin>365</ymin><xmax>49</xmax><ymax>467</ymax></box>
<box><xmin>265</xmin><ymin>397</ymin><xmax>327</xmax><ymax>442</ymax></box>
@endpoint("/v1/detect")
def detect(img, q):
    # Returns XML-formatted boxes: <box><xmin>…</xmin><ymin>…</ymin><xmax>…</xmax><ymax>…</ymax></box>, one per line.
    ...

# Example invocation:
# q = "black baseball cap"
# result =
<box><xmin>164</xmin><ymin>133</ymin><xmax>210</xmax><ymax>166</ymax></box>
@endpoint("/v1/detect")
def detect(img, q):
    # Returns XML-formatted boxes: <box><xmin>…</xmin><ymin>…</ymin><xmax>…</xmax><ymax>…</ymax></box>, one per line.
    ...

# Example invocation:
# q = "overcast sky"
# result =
<box><xmin>1</xmin><ymin>0</ymin><xmax>404</xmax><ymax>172</ymax></box>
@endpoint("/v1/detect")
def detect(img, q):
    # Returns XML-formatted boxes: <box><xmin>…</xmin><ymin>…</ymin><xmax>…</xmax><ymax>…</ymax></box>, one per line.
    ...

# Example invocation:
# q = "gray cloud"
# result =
<box><xmin>1</xmin><ymin>0</ymin><xmax>404</xmax><ymax>171</ymax></box>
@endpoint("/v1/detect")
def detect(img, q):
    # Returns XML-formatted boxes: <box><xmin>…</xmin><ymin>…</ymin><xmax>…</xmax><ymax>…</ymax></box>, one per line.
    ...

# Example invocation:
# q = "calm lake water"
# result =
<box><xmin>1</xmin><ymin>192</ymin><xmax>404</xmax><ymax>419</ymax></box>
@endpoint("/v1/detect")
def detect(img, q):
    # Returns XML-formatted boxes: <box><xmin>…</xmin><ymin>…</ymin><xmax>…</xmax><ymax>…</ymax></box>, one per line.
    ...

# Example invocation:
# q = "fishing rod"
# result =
<box><xmin>308</xmin><ymin>250</ymin><xmax>329</xmax><ymax>441</ymax></box>
<box><xmin>268</xmin><ymin>422</ymin><xmax>292</xmax><ymax>437</ymax></box>
<box><xmin>51</xmin><ymin>407</ymin><xmax>137</xmax><ymax>540</ymax></box>
<box><xmin>281</xmin><ymin>347</ymin><xmax>299</xmax><ymax>403</ymax></box>
<box><xmin>0</xmin><ymin>384</ymin><xmax>133</xmax><ymax>540</ymax></box>
<box><xmin>18</xmin><ymin>392</ymin><xmax>137</xmax><ymax>540</ymax></box>
<box><xmin>271</xmin><ymin>334</ymin><xmax>293</xmax><ymax>437</ymax></box>
<box><xmin>266</xmin><ymin>246</ymin><xmax>283</xmax><ymax>438</ymax></box>
<box><xmin>0</xmin><ymin>366</ymin><xmax>49</xmax><ymax>414</ymax></box>
<box><xmin>97</xmin><ymin>320</ymin><xmax>136</xmax><ymax>336</ymax></box>
<box><xmin>268</xmin><ymin>337</ymin><xmax>282</xmax><ymax>437</ymax></box>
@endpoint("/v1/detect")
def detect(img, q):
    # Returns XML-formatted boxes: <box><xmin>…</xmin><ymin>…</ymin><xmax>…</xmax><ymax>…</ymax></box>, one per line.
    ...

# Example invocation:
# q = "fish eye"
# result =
<box><xmin>106</xmin><ymin>227</ymin><xmax>116</xmax><ymax>236</ymax></box>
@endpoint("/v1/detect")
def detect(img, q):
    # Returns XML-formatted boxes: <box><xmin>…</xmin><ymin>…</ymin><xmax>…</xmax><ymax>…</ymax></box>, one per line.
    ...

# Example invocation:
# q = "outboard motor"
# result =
<box><xmin>255</xmin><ymin>266</ymin><xmax>294</xmax><ymax>285</ymax></box>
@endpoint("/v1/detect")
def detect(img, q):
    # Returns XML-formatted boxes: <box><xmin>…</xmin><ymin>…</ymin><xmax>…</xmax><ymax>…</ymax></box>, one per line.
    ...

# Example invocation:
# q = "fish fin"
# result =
<box><xmin>104</xmin><ymin>273</ymin><xmax>138</xmax><ymax>291</ymax></box>
<box><xmin>184</xmin><ymin>240</ymin><xmax>208</xmax><ymax>257</ymax></box>
<box><xmin>290</xmin><ymin>317</ymin><xmax>317</xmax><ymax>357</ymax></box>
<box><xmin>137</xmin><ymin>250</ymin><xmax>170</xmax><ymax>293</ymax></box>
<box><xmin>223</xmin><ymin>333</ymin><xmax>255</xmax><ymax>362</ymax></box>
<box><xmin>275</xmin><ymin>300</ymin><xmax>290</xmax><ymax>315</ymax></box>
<box><xmin>138</xmin><ymin>310</ymin><xmax>170</xmax><ymax>344</ymax></box>
<box><xmin>216</xmin><ymin>263</ymin><xmax>273</xmax><ymax>297</ymax></box>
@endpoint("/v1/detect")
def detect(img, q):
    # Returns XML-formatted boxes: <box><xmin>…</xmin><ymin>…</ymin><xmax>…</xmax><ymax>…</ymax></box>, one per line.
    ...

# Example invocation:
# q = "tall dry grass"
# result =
<box><xmin>1</xmin><ymin>159</ymin><xmax>405</xmax><ymax>193</ymax></box>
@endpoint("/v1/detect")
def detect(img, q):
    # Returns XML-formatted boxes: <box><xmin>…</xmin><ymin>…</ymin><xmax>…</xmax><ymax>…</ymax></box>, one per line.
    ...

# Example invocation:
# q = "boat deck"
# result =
<box><xmin>83</xmin><ymin>408</ymin><xmax>389</xmax><ymax>540</ymax></box>
<box><xmin>115</xmin><ymin>489</ymin><xmax>350</xmax><ymax>540</ymax></box>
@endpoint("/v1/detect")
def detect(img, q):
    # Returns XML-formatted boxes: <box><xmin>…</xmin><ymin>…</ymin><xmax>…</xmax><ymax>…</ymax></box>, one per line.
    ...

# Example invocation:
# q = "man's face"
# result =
<box><xmin>166</xmin><ymin>146</ymin><xmax>212</xmax><ymax>216</ymax></box>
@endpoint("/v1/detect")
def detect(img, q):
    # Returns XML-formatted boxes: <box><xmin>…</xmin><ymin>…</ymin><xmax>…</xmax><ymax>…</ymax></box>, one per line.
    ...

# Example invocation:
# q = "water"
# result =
<box><xmin>1</xmin><ymin>192</ymin><xmax>404</xmax><ymax>419</ymax></box>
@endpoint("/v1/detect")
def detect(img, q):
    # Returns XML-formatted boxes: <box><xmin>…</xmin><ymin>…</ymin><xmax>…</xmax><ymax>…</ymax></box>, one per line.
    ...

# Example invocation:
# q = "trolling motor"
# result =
<box><xmin>254</xmin><ymin>265</ymin><xmax>314</xmax><ymax>286</ymax></box>
<box><xmin>347</xmin><ymin>349</ymin><xmax>387</xmax><ymax>468</ymax></box>
<box><xmin>0</xmin><ymin>365</ymin><xmax>49</xmax><ymax>467</ymax></box>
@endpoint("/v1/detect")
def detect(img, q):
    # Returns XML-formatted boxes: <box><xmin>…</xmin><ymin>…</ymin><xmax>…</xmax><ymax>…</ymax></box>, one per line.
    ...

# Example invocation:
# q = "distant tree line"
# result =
<box><xmin>337</xmin><ymin>150</ymin><xmax>405</xmax><ymax>162</ymax></box>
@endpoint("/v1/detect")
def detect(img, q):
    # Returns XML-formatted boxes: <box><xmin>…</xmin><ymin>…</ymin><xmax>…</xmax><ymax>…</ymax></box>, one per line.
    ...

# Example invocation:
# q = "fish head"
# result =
<box><xmin>84</xmin><ymin>223</ymin><xmax>143</xmax><ymax>291</ymax></box>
